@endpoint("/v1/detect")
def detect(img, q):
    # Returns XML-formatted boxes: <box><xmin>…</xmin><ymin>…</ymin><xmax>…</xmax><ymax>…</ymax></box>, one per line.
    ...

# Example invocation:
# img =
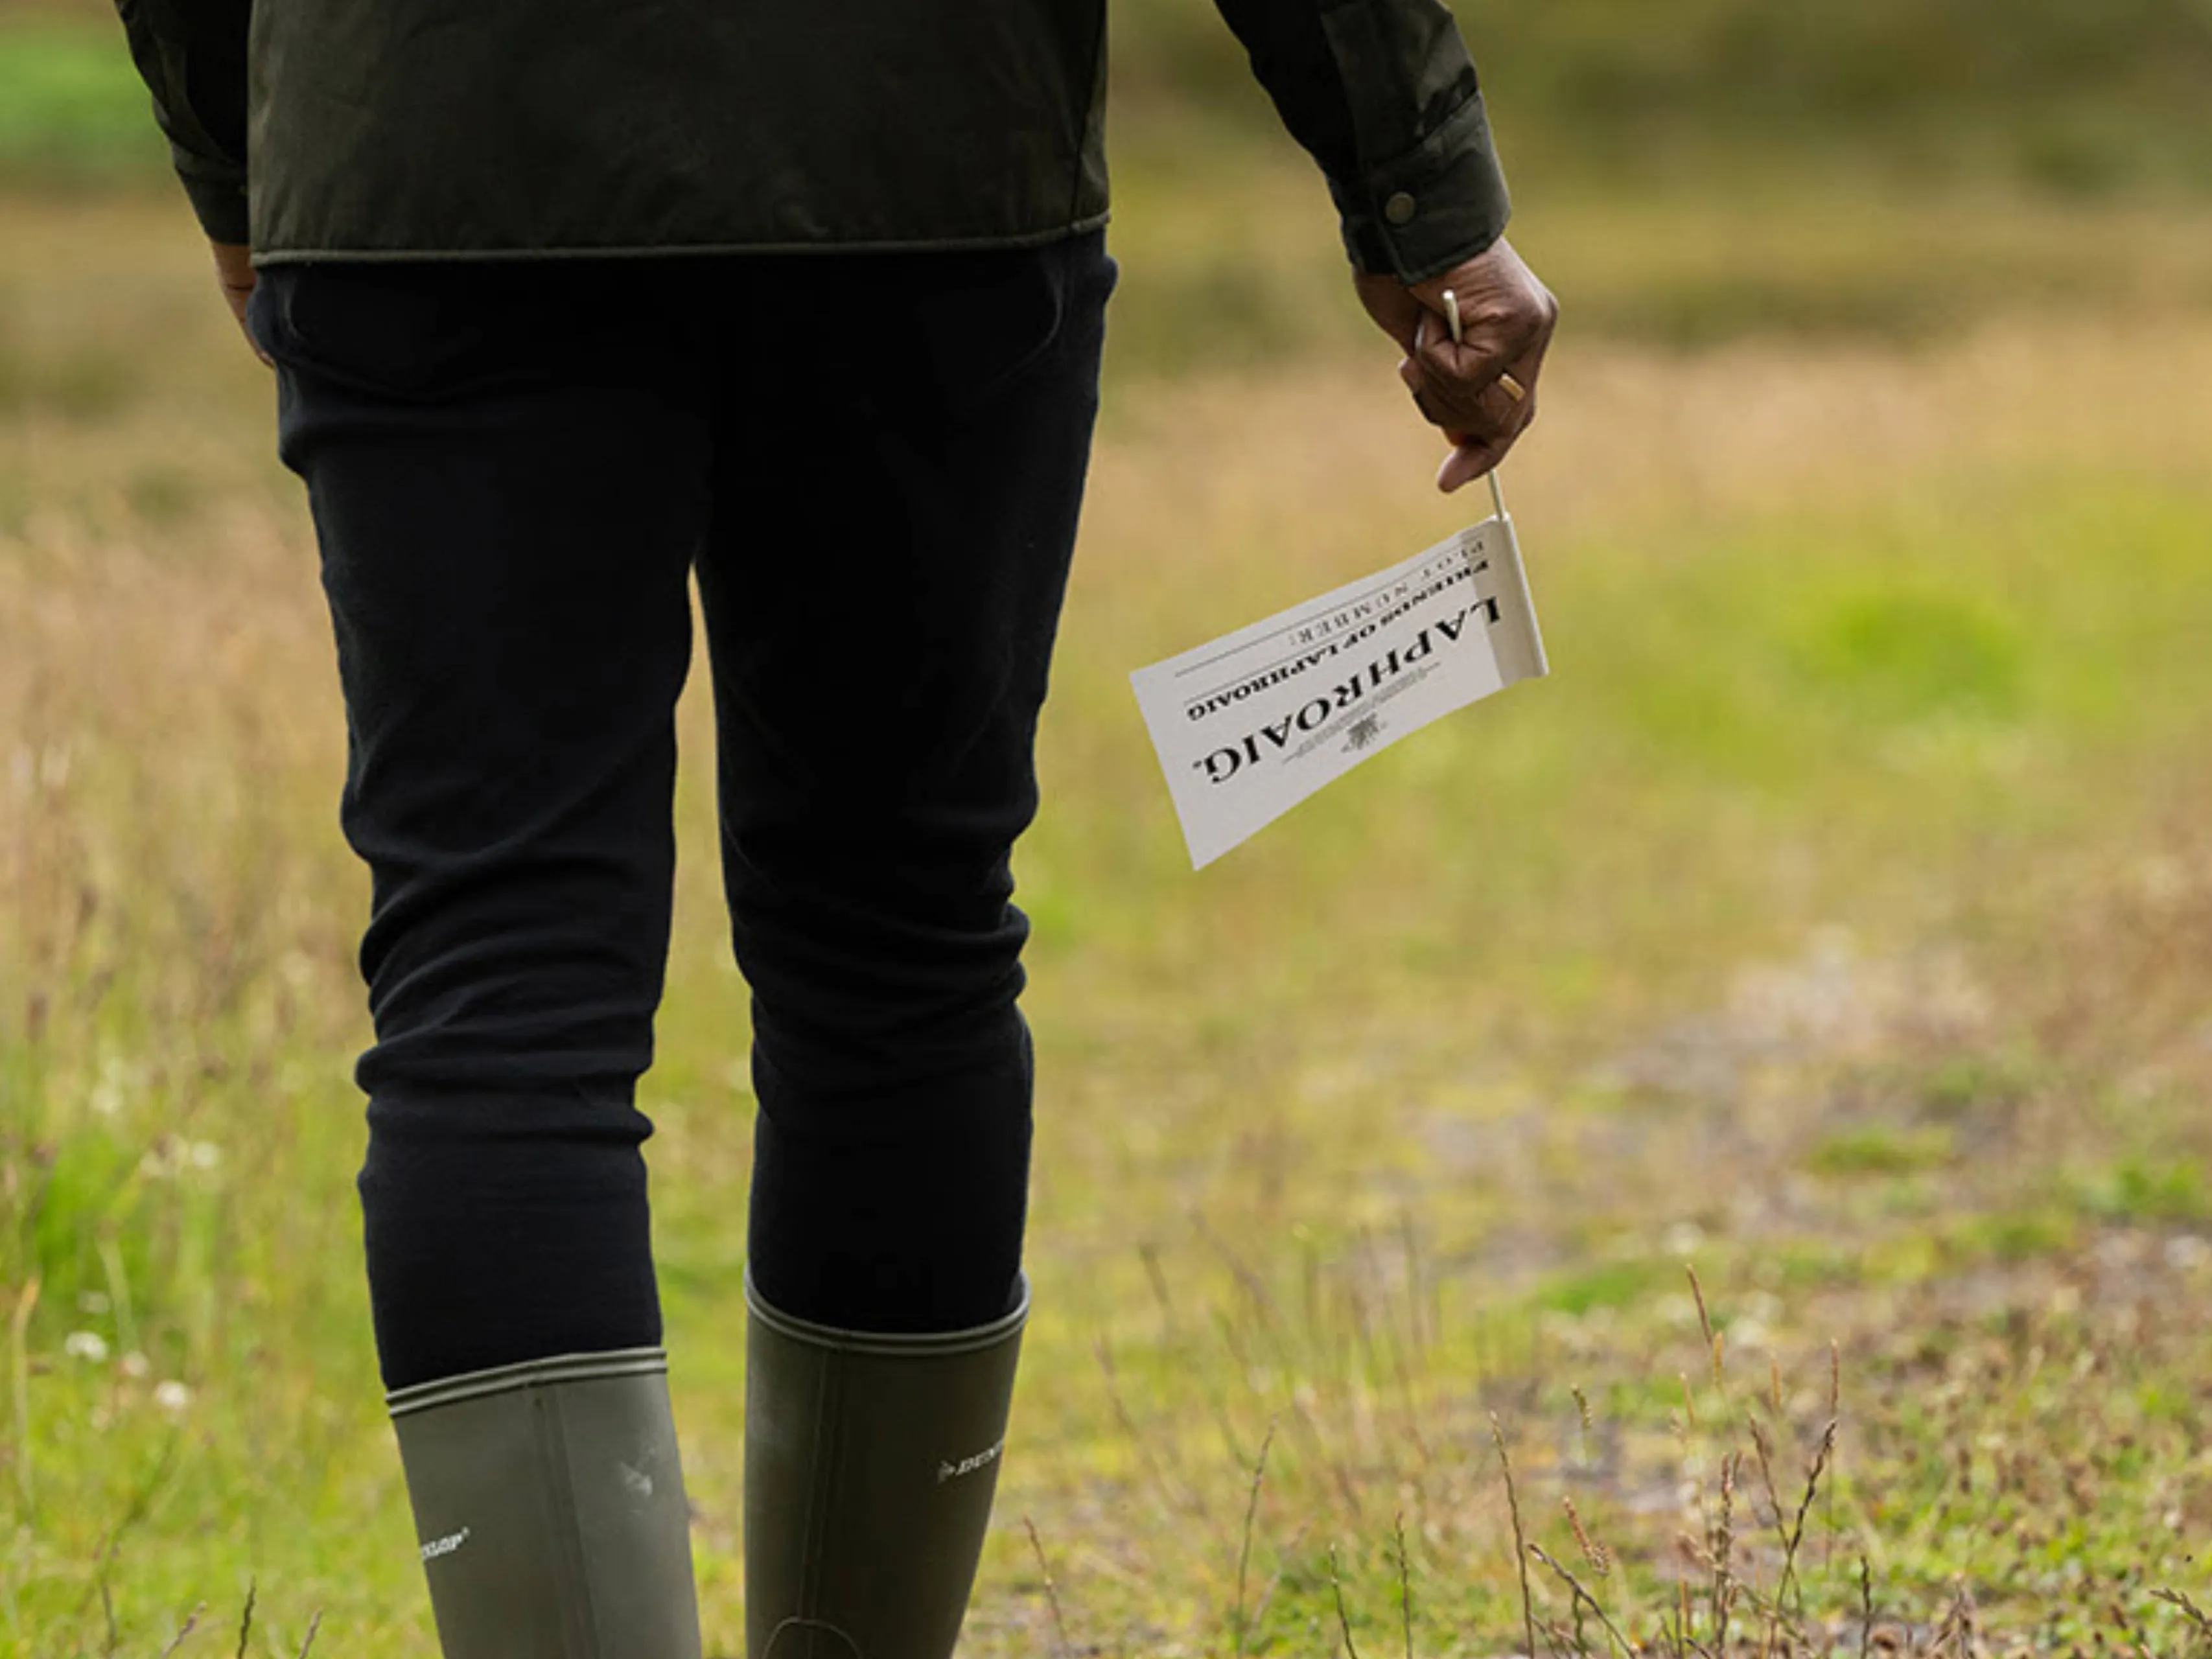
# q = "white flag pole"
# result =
<box><xmin>1441</xmin><ymin>288</ymin><xmax>1511</xmax><ymax>523</ymax></box>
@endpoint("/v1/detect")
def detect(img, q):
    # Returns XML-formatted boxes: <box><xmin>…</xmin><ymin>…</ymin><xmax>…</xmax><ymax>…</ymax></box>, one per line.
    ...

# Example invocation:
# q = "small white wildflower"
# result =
<box><xmin>91</xmin><ymin>1054</ymin><xmax>145</xmax><ymax>1120</ymax></box>
<box><xmin>1662</xmin><ymin>1221</ymin><xmax>1705</xmax><ymax>1256</ymax></box>
<box><xmin>154</xmin><ymin>1380</ymin><xmax>192</xmax><ymax>1412</ymax></box>
<box><xmin>185</xmin><ymin>1141</ymin><xmax>222</xmax><ymax>1172</ymax></box>
<box><xmin>64</xmin><ymin>1330</ymin><xmax>110</xmax><ymax>1363</ymax></box>
<box><xmin>121</xmin><ymin>1351</ymin><xmax>150</xmax><ymax>1379</ymax></box>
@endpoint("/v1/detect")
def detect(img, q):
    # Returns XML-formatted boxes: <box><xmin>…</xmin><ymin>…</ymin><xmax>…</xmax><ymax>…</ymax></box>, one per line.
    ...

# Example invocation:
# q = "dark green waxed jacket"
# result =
<box><xmin>113</xmin><ymin>0</ymin><xmax>1511</xmax><ymax>283</ymax></box>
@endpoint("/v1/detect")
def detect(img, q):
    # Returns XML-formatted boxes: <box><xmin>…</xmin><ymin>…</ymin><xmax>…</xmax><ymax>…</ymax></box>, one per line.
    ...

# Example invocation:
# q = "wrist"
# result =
<box><xmin>1329</xmin><ymin>92</ymin><xmax>1512</xmax><ymax>285</ymax></box>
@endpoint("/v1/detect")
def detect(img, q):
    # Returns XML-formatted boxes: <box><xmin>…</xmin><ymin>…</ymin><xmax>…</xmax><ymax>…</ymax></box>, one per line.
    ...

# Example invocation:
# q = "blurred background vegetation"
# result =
<box><xmin>12</xmin><ymin>0</ymin><xmax>2212</xmax><ymax>189</ymax></box>
<box><xmin>1114</xmin><ymin>0</ymin><xmax>2212</xmax><ymax>191</ymax></box>
<box><xmin>6</xmin><ymin>0</ymin><xmax>2212</xmax><ymax>362</ymax></box>
<box><xmin>3</xmin><ymin>0</ymin><xmax>2211</xmax><ymax>1653</ymax></box>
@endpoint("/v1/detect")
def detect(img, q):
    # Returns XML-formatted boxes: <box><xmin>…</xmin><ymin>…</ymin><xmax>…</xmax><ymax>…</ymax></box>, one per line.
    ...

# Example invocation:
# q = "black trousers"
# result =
<box><xmin>249</xmin><ymin>235</ymin><xmax>1114</xmax><ymax>1392</ymax></box>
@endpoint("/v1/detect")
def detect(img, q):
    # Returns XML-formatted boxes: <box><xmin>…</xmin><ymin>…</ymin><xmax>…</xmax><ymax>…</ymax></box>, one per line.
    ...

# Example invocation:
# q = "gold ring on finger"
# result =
<box><xmin>1497</xmin><ymin>372</ymin><xmax>1528</xmax><ymax>404</ymax></box>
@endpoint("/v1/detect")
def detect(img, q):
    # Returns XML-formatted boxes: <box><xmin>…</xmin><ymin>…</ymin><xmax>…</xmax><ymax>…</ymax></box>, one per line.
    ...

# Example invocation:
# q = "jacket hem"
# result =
<box><xmin>251</xmin><ymin>210</ymin><xmax>1112</xmax><ymax>268</ymax></box>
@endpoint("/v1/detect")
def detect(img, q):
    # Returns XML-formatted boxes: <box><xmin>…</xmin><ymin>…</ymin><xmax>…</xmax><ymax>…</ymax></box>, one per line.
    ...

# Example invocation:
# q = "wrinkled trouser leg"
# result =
<box><xmin>258</xmin><ymin>259</ymin><xmax>712</xmax><ymax>1389</ymax></box>
<box><xmin>696</xmin><ymin>235</ymin><xmax>1115</xmax><ymax>1336</ymax></box>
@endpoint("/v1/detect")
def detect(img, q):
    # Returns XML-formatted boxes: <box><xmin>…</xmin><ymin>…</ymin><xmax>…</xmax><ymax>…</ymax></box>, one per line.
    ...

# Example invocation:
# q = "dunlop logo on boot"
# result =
<box><xmin>935</xmin><ymin>1437</ymin><xmax>1005</xmax><ymax>1484</ymax></box>
<box><xmin>420</xmin><ymin>1526</ymin><xmax>472</xmax><ymax>1562</ymax></box>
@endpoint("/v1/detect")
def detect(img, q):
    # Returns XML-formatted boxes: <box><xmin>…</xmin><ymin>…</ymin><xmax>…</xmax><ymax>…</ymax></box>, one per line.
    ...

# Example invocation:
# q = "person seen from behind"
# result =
<box><xmin>111</xmin><ymin>0</ymin><xmax>1557</xmax><ymax>1651</ymax></box>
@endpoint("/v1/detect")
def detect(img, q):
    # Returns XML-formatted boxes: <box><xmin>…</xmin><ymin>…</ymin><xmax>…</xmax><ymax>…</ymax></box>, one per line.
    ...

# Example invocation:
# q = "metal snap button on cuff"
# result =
<box><xmin>1383</xmin><ymin>191</ymin><xmax>1417</xmax><ymax>226</ymax></box>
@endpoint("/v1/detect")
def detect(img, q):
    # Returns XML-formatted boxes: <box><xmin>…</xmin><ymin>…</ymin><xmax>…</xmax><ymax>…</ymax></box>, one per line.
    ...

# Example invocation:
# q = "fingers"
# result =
<box><xmin>1437</xmin><ymin>434</ymin><xmax>1511</xmax><ymax>494</ymax></box>
<box><xmin>1404</xmin><ymin>304</ymin><xmax>1546</xmax><ymax>431</ymax></box>
<box><xmin>1401</xmin><ymin>335</ymin><xmax>1540</xmax><ymax>488</ymax></box>
<box><xmin>1401</xmin><ymin>344</ymin><xmax>1537</xmax><ymax>434</ymax></box>
<box><xmin>1403</xmin><ymin>286</ymin><xmax>1554</xmax><ymax>490</ymax></box>
<box><xmin>225</xmin><ymin>289</ymin><xmax>274</xmax><ymax>369</ymax></box>
<box><xmin>1364</xmin><ymin>238</ymin><xmax>1558</xmax><ymax>493</ymax></box>
<box><xmin>210</xmin><ymin>240</ymin><xmax>274</xmax><ymax>369</ymax></box>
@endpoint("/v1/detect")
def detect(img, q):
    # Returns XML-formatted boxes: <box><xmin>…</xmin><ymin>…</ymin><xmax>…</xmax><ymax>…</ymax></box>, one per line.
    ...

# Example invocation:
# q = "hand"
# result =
<box><xmin>211</xmin><ymin>241</ymin><xmax>274</xmax><ymax>368</ymax></box>
<box><xmin>1354</xmin><ymin>237</ymin><xmax>1555</xmax><ymax>493</ymax></box>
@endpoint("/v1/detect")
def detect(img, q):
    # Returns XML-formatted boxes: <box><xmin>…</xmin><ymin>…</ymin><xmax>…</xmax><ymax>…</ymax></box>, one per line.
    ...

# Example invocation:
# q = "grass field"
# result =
<box><xmin>4</xmin><ymin>149</ymin><xmax>2212</xmax><ymax>1659</ymax></box>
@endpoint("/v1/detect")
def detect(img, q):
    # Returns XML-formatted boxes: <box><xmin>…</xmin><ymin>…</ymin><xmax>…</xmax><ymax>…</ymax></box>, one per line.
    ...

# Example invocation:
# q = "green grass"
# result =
<box><xmin>0</xmin><ymin>17</ymin><xmax>163</xmax><ymax>181</ymax></box>
<box><xmin>3</xmin><ymin>182</ymin><xmax>2212</xmax><ymax>1653</ymax></box>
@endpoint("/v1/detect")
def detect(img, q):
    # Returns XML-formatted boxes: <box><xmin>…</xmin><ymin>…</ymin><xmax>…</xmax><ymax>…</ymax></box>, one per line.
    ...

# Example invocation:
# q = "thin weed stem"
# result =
<box><xmin>1710</xmin><ymin>1452</ymin><xmax>1738</xmax><ymax>1654</ymax></box>
<box><xmin>156</xmin><ymin>1603</ymin><xmax>207</xmax><ymax>1659</ymax></box>
<box><xmin>1393</xmin><ymin>1511</ymin><xmax>1413</xmax><ymax>1659</ymax></box>
<box><xmin>1231</xmin><ymin>1421</ymin><xmax>1277</xmax><ymax>1658</ymax></box>
<box><xmin>1686</xmin><ymin>1266</ymin><xmax>1721</xmax><ymax>1395</ymax></box>
<box><xmin>1022</xmin><ymin>1516</ymin><xmax>1073</xmax><ymax>1659</ymax></box>
<box><xmin>1782</xmin><ymin>1419</ymin><xmax>1839</xmax><ymax>1596</ymax></box>
<box><xmin>1562</xmin><ymin>1495</ymin><xmax>1610</xmax><ymax>1579</ymax></box>
<box><xmin>1491</xmin><ymin>1413</ymin><xmax>1538</xmax><ymax>1659</ymax></box>
<box><xmin>10</xmin><ymin>1275</ymin><xmax>38</xmax><ymax>1512</ymax></box>
<box><xmin>2152</xmin><ymin>1585</ymin><xmax>2212</xmax><ymax>1636</ymax></box>
<box><xmin>1527</xmin><ymin>1544</ymin><xmax>1636</xmax><ymax>1657</ymax></box>
<box><xmin>1329</xmin><ymin>1544</ymin><xmax>1363</xmax><ymax>1659</ymax></box>
<box><xmin>1825</xmin><ymin>1341</ymin><xmax>1841</xmax><ymax>1575</ymax></box>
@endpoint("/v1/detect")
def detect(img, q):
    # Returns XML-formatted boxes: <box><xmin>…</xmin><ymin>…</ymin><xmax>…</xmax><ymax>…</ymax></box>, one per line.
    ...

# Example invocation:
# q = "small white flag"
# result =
<box><xmin>1130</xmin><ymin>509</ymin><xmax>1546</xmax><ymax>868</ymax></box>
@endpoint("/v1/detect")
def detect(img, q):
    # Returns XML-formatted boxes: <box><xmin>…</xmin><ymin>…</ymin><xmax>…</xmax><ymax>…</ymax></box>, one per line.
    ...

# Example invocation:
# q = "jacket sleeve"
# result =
<box><xmin>1211</xmin><ymin>0</ymin><xmax>1509</xmax><ymax>284</ymax></box>
<box><xmin>111</xmin><ymin>0</ymin><xmax>253</xmax><ymax>244</ymax></box>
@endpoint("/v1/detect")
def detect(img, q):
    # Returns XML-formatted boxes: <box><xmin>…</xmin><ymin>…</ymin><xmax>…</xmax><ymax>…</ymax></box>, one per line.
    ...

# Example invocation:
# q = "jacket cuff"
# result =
<box><xmin>176</xmin><ymin>158</ymin><xmax>250</xmax><ymax>246</ymax></box>
<box><xmin>1329</xmin><ymin>90</ymin><xmax>1511</xmax><ymax>285</ymax></box>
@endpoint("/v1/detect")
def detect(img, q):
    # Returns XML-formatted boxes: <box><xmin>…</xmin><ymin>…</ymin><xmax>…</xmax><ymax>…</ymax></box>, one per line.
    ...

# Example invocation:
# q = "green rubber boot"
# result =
<box><xmin>387</xmin><ymin>1347</ymin><xmax>703</xmax><ymax>1659</ymax></box>
<box><xmin>743</xmin><ymin>1273</ymin><xmax>1030</xmax><ymax>1659</ymax></box>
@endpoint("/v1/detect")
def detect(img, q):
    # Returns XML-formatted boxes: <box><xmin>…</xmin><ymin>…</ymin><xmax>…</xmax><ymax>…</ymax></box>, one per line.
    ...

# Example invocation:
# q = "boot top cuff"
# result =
<box><xmin>743</xmin><ymin>1271</ymin><xmax>1029</xmax><ymax>1357</ymax></box>
<box><xmin>386</xmin><ymin>1346</ymin><xmax>668</xmax><ymax>1417</ymax></box>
